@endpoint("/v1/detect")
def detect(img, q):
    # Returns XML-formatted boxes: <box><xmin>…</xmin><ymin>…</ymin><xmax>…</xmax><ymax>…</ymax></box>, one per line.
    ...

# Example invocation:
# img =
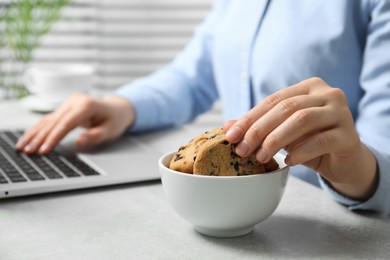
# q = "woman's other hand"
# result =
<box><xmin>16</xmin><ymin>93</ymin><xmax>135</xmax><ymax>154</ymax></box>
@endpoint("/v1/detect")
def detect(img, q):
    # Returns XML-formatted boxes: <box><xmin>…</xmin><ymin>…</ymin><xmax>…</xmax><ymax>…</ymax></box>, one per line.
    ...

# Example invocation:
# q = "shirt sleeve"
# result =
<box><xmin>319</xmin><ymin>0</ymin><xmax>390</xmax><ymax>217</ymax></box>
<box><xmin>318</xmin><ymin>144</ymin><xmax>390</xmax><ymax>218</ymax></box>
<box><xmin>115</xmin><ymin>1</ymin><xmax>225</xmax><ymax>132</ymax></box>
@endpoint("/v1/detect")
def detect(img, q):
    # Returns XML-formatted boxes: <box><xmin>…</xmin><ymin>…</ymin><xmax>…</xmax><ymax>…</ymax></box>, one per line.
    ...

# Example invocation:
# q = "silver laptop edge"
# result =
<box><xmin>0</xmin><ymin>126</ymin><xmax>201</xmax><ymax>198</ymax></box>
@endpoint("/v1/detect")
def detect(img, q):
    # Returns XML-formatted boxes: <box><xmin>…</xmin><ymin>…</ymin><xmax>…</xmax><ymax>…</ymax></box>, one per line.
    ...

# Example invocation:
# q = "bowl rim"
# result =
<box><xmin>159</xmin><ymin>151</ymin><xmax>289</xmax><ymax>179</ymax></box>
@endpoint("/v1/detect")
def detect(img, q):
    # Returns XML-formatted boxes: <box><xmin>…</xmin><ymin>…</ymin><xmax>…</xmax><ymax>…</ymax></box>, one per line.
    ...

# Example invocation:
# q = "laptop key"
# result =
<box><xmin>3</xmin><ymin>170</ymin><xmax>27</xmax><ymax>183</ymax></box>
<box><xmin>0</xmin><ymin>139</ymin><xmax>45</xmax><ymax>181</ymax></box>
<box><xmin>23</xmin><ymin>169</ymin><xmax>45</xmax><ymax>181</ymax></box>
<box><xmin>1</xmin><ymin>131</ymin><xmax>100</xmax><ymax>181</ymax></box>
<box><xmin>45</xmin><ymin>154</ymin><xmax>80</xmax><ymax>178</ymax></box>
<box><xmin>66</xmin><ymin>156</ymin><xmax>100</xmax><ymax>176</ymax></box>
<box><xmin>28</xmin><ymin>154</ymin><xmax>63</xmax><ymax>179</ymax></box>
<box><xmin>9</xmin><ymin>152</ymin><xmax>51</xmax><ymax>181</ymax></box>
<box><xmin>0</xmin><ymin>173</ymin><xmax>8</xmax><ymax>184</ymax></box>
<box><xmin>3</xmin><ymin>131</ymin><xmax>19</xmax><ymax>144</ymax></box>
<box><xmin>0</xmin><ymin>152</ymin><xmax>27</xmax><ymax>182</ymax></box>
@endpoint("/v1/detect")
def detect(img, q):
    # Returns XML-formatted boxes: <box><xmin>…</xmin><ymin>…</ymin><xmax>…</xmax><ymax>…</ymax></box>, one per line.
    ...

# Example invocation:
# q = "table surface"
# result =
<box><xmin>0</xmin><ymin>101</ymin><xmax>389</xmax><ymax>260</ymax></box>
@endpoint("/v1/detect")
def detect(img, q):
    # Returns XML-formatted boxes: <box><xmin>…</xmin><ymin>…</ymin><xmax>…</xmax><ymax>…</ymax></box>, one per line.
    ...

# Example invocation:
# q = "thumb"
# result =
<box><xmin>77</xmin><ymin>126</ymin><xmax>109</xmax><ymax>146</ymax></box>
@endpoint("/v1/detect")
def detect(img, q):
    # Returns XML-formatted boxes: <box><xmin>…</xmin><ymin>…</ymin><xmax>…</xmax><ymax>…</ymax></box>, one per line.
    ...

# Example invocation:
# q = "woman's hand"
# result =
<box><xmin>224</xmin><ymin>77</ymin><xmax>378</xmax><ymax>200</ymax></box>
<box><xmin>16</xmin><ymin>93</ymin><xmax>135</xmax><ymax>154</ymax></box>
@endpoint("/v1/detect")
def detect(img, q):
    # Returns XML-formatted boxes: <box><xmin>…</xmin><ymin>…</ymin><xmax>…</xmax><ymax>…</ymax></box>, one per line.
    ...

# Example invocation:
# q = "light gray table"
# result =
<box><xmin>0</xmin><ymin>101</ymin><xmax>389</xmax><ymax>260</ymax></box>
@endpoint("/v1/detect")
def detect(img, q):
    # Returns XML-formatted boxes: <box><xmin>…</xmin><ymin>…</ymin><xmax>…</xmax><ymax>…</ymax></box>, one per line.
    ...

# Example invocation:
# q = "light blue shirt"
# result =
<box><xmin>116</xmin><ymin>0</ymin><xmax>390</xmax><ymax>217</ymax></box>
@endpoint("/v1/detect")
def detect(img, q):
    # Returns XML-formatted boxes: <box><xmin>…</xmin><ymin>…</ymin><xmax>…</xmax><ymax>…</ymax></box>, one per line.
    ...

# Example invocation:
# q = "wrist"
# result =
<box><xmin>330</xmin><ymin>144</ymin><xmax>378</xmax><ymax>201</ymax></box>
<box><xmin>102</xmin><ymin>95</ymin><xmax>136</xmax><ymax>130</ymax></box>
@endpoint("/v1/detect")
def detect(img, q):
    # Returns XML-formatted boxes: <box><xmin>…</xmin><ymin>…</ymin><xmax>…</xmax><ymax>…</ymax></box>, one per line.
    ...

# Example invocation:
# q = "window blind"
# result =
<box><xmin>1</xmin><ymin>0</ymin><xmax>212</xmax><ymax>95</ymax></box>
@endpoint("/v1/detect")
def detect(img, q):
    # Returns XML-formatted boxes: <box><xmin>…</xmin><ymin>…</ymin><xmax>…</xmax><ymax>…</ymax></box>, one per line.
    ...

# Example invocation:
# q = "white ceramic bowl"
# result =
<box><xmin>159</xmin><ymin>152</ymin><xmax>290</xmax><ymax>238</ymax></box>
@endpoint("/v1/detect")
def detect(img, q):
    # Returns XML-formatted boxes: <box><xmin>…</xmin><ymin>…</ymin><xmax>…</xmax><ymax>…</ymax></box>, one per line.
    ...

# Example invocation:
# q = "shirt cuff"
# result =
<box><xmin>319</xmin><ymin>144</ymin><xmax>390</xmax><ymax>217</ymax></box>
<box><xmin>318</xmin><ymin>176</ymin><xmax>362</xmax><ymax>206</ymax></box>
<box><xmin>114</xmin><ymin>79</ymin><xmax>160</xmax><ymax>133</ymax></box>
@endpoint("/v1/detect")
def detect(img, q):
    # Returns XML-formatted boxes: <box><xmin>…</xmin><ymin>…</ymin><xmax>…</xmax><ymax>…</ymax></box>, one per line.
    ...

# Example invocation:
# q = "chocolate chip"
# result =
<box><xmin>193</xmin><ymin>156</ymin><xmax>197</xmax><ymax>161</ymax></box>
<box><xmin>222</xmin><ymin>140</ymin><xmax>229</xmax><ymax>145</ymax></box>
<box><xmin>174</xmin><ymin>155</ymin><xmax>184</xmax><ymax>162</ymax></box>
<box><xmin>208</xmin><ymin>134</ymin><xmax>218</xmax><ymax>139</ymax></box>
<box><xmin>234</xmin><ymin>162</ymin><xmax>239</xmax><ymax>171</ymax></box>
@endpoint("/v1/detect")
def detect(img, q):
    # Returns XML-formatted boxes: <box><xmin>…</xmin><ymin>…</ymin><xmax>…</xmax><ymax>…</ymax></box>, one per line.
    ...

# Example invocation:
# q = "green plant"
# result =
<box><xmin>1</xmin><ymin>0</ymin><xmax>70</xmax><ymax>98</ymax></box>
<box><xmin>0</xmin><ymin>4</ymin><xmax>6</xmax><ymax>95</ymax></box>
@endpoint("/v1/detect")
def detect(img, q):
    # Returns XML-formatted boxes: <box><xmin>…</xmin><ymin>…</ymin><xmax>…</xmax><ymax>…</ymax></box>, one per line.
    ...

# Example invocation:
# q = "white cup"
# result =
<box><xmin>23</xmin><ymin>64</ymin><xmax>94</xmax><ymax>104</ymax></box>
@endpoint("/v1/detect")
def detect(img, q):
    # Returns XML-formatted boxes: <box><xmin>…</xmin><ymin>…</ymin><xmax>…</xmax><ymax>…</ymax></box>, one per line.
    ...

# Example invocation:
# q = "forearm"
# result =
<box><xmin>114</xmin><ymin>70</ymin><xmax>201</xmax><ymax>132</ymax></box>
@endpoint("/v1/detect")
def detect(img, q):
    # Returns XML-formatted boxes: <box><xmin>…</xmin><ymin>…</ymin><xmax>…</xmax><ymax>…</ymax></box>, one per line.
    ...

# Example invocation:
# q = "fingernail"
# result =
<box><xmin>236</xmin><ymin>140</ymin><xmax>250</xmax><ymax>157</ymax></box>
<box><xmin>78</xmin><ymin>135</ymin><xmax>89</xmax><ymax>145</ymax></box>
<box><xmin>285</xmin><ymin>156</ymin><xmax>292</xmax><ymax>166</ymax></box>
<box><xmin>15</xmin><ymin>143</ymin><xmax>22</xmax><ymax>150</ymax></box>
<box><xmin>256</xmin><ymin>148</ymin><xmax>268</xmax><ymax>163</ymax></box>
<box><xmin>15</xmin><ymin>139</ymin><xmax>24</xmax><ymax>149</ymax></box>
<box><xmin>39</xmin><ymin>144</ymin><xmax>48</xmax><ymax>154</ymax></box>
<box><xmin>226</xmin><ymin>126</ymin><xmax>241</xmax><ymax>141</ymax></box>
<box><xmin>24</xmin><ymin>145</ymin><xmax>34</xmax><ymax>153</ymax></box>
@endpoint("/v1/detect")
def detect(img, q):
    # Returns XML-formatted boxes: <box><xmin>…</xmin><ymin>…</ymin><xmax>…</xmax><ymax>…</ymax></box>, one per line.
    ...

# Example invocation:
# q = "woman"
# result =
<box><xmin>16</xmin><ymin>0</ymin><xmax>390</xmax><ymax>216</ymax></box>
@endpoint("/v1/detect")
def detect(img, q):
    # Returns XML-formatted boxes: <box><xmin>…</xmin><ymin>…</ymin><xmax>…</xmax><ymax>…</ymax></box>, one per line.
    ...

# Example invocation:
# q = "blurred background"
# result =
<box><xmin>0</xmin><ymin>0</ymin><xmax>212</xmax><ymax>99</ymax></box>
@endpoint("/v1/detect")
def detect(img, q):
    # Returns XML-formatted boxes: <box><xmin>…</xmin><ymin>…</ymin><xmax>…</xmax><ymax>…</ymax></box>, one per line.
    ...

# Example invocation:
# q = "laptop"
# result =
<box><xmin>0</xmin><ymin>126</ymin><xmax>205</xmax><ymax>198</ymax></box>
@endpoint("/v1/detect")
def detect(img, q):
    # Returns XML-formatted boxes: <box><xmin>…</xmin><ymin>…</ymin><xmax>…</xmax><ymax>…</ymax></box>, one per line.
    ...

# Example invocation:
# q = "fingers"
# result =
<box><xmin>16</xmin><ymin>105</ymin><xmax>71</xmax><ymax>153</ymax></box>
<box><xmin>256</xmin><ymin>106</ymin><xmax>338</xmax><ymax>163</ymax></box>
<box><xmin>284</xmin><ymin>128</ymin><xmax>344</xmax><ymax>170</ymax></box>
<box><xmin>37</xmin><ymin>112</ymin><xmax>85</xmax><ymax>154</ymax></box>
<box><xmin>236</xmin><ymin>95</ymin><xmax>330</xmax><ymax>157</ymax></box>
<box><xmin>77</xmin><ymin>125</ymin><xmax>109</xmax><ymax>146</ymax></box>
<box><xmin>15</xmin><ymin>117</ymin><xmax>50</xmax><ymax>152</ymax></box>
<box><xmin>226</xmin><ymin>80</ymin><xmax>314</xmax><ymax>143</ymax></box>
<box><xmin>234</xmin><ymin>94</ymin><xmax>327</xmax><ymax>158</ymax></box>
<box><xmin>16</xmin><ymin>94</ymin><xmax>98</xmax><ymax>154</ymax></box>
<box><xmin>15</xmin><ymin>94</ymin><xmax>133</xmax><ymax>154</ymax></box>
<box><xmin>224</xmin><ymin>77</ymin><xmax>356</xmax><ymax>171</ymax></box>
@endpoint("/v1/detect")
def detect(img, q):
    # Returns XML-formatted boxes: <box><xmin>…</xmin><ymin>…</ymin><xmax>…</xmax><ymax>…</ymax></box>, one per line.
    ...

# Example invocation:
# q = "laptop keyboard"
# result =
<box><xmin>0</xmin><ymin>130</ymin><xmax>100</xmax><ymax>184</ymax></box>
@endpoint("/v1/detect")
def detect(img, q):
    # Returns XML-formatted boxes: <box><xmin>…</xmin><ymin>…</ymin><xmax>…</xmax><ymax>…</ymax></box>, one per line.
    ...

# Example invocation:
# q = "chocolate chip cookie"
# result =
<box><xmin>169</xmin><ymin>128</ymin><xmax>224</xmax><ymax>173</ymax></box>
<box><xmin>193</xmin><ymin>134</ymin><xmax>279</xmax><ymax>176</ymax></box>
<box><xmin>169</xmin><ymin>128</ymin><xmax>279</xmax><ymax>176</ymax></box>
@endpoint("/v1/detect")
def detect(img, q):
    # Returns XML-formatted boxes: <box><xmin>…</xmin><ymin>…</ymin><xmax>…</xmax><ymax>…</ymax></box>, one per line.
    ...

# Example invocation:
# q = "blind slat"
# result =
<box><xmin>1</xmin><ymin>0</ymin><xmax>212</xmax><ymax>91</ymax></box>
